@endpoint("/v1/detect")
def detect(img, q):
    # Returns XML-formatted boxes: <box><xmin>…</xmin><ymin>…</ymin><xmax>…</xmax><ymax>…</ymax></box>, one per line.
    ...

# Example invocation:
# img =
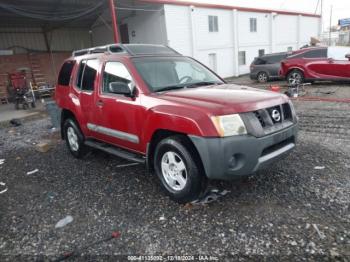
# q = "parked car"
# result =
<box><xmin>250</xmin><ymin>52</ymin><xmax>288</xmax><ymax>83</ymax></box>
<box><xmin>280</xmin><ymin>46</ymin><xmax>350</xmax><ymax>85</ymax></box>
<box><xmin>55</xmin><ymin>44</ymin><xmax>298</xmax><ymax>203</ymax></box>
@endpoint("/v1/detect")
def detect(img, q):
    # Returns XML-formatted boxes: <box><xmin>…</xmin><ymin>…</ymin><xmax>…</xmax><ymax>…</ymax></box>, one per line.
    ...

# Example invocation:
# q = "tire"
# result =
<box><xmin>287</xmin><ymin>69</ymin><xmax>304</xmax><ymax>86</ymax></box>
<box><xmin>15</xmin><ymin>101</ymin><xmax>20</xmax><ymax>110</ymax></box>
<box><xmin>63</xmin><ymin>118</ymin><xmax>88</xmax><ymax>158</ymax></box>
<box><xmin>154</xmin><ymin>135</ymin><xmax>207</xmax><ymax>204</ymax></box>
<box><xmin>257</xmin><ymin>72</ymin><xmax>269</xmax><ymax>83</ymax></box>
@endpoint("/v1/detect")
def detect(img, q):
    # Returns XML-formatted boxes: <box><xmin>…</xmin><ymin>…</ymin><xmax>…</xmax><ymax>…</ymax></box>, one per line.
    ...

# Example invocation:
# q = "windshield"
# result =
<box><xmin>132</xmin><ymin>56</ymin><xmax>223</xmax><ymax>92</ymax></box>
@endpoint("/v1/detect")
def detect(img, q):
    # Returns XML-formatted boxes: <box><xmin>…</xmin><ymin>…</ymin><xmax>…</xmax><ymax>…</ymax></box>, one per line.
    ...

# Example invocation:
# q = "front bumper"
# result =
<box><xmin>189</xmin><ymin>124</ymin><xmax>298</xmax><ymax>180</ymax></box>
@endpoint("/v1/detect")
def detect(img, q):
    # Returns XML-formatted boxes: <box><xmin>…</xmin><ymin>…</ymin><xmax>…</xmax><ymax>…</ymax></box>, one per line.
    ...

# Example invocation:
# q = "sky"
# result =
<box><xmin>193</xmin><ymin>0</ymin><xmax>350</xmax><ymax>31</ymax></box>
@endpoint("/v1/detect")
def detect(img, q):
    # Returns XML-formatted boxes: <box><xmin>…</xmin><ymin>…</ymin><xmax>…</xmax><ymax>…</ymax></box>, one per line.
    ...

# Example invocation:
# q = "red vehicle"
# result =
<box><xmin>280</xmin><ymin>46</ymin><xmax>350</xmax><ymax>85</ymax></box>
<box><xmin>55</xmin><ymin>44</ymin><xmax>298</xmax><ymax>203</ymax></box>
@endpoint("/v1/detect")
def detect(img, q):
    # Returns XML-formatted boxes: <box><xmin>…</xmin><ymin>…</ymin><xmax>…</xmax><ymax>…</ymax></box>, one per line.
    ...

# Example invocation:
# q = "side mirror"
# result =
<box><xmin>108</xmin><ymin>82</ymin><xmax>133</xmax><ymax>97</ymax></box>
<box><xmin>345</xmin><ymin>54</ymin><xmax>350</xmax><ymax>60</ymax></box>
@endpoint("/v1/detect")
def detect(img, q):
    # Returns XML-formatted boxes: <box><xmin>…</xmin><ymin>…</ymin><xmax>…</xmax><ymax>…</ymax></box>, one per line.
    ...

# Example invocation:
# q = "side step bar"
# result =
<box><xmin>85</xmin><ymin>140</ymin><xmax>146</xmax><ymax>164</ymax></box>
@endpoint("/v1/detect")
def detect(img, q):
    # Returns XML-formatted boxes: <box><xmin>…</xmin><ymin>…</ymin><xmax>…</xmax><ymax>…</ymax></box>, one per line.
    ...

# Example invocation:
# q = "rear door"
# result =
<box><xmin>75</xmin><ymin>59</ymin><xmax>101</xmax><ymax>136</ymax></box>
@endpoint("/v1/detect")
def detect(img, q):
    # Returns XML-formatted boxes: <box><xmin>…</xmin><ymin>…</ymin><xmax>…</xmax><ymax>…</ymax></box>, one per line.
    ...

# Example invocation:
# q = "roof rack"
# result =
<box><xmin>72</xmin><ymin>44</ymin><xmax>180</xmax><ymax>57</ymax></box>
<box><xmin>72</xmin><ymin>44</ymin><xmax>126</xmax><ymax>57</ymax></box>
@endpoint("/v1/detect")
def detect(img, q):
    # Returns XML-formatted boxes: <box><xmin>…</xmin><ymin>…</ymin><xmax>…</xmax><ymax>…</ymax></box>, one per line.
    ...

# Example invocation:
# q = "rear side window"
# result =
<box><xmin>76</xmin><ymin>59</ymin><xmax>99</xmax><ymax>91</ymax></box>
<box><xmin>58</xmin><ymin>61</ymin><xmax>75</xmax><ymax>86</ymax></box>
<box><xmin>303</xmin><ymin>49</ymin><xmax>327</xmax><ymax>58</ymax></box>
<box><xmin>266</xmin><ymin>54</ymin><xmax>287</xmax><ymax>64</ymax></box>
<box><xmin>253</xmin><ymin>58</ymin><xmax>266</xmax><ymax>65</ymax></box>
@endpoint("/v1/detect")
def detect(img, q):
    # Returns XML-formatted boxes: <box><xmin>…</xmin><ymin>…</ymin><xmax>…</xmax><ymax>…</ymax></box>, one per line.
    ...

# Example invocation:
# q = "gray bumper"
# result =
<box><xmin>189</xmin><ymin>125</ymin><xmax>298</xmax><ymax>180</ymax></box>
<box><xmin>249</xmin><ymin>73</ymin><xmax>257</xmax><ymax>80</ymax></box>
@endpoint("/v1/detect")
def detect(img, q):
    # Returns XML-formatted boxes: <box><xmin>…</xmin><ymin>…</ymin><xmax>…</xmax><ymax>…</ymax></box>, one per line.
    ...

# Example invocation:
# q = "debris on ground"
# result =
<box><xmin>55</xmin><ymin>215</ymin><xmax>74</xmax><ymax>229</ymax></box>
<box><xmin>0</xmin><ymin>159</ymin><xmax>5</xmax><ymax>165</ymax></box>
<box><xmin>0</xmin><ymin>182</ymin><xmax>8</xmax><ymax>194</ymax></box>
<box><xmin>35</xmin><ymin>142</ymin><xmax>51</xmax><ymax>153</ymax></box>
<box><xmin>312</xmin><ymin>224</ymin><xmax>326</xmax><ymax>239</ymax></box>
<box><xmin>54</xmin><ymin>231</ymin><xmax>121</xmax><ymax>261</ymax></box>
<box><xmin>26</xmin><ymin>169</ymin><xmax>39</xmax><ymax>175</ymax></box>
<box><xmin>314</xmin><ymin>166</ymin><xmax>325</xmax><ymax>170</ymax></box>
<box><xmin>159</xmin><ymin>216</ymin><xmax>166</xmax><ymax>221</ymax></box>
<box><xmin>191</xmin><ymin>189</ymin><xmax>231</xmax><ymax>205</ymax></box>
<box><xmin>9</xmin><ymin>119</ymin><xmax>22</xmax><ymax>127</ymax></box>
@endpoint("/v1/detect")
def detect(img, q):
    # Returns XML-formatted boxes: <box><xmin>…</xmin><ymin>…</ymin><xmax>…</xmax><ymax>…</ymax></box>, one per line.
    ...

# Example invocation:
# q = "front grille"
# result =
<box><xmin>240</xmin><ymin>103</ymin><xmax>295</xmax><ymax>138</ymax></box>
<box><xmin>254</xmin><ymin>111</ymin><xmax>265</xmax><ymax>127</ymax></box>
<box><xmin>253</xmin><ymin>103</ymin><xmax>293</xmax><ymax>127</ymax></box>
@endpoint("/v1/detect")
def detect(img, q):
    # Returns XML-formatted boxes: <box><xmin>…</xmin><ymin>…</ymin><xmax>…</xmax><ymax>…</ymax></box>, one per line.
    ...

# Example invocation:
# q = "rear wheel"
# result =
<box><xmin>287</xmin><ymin>69</ymin><xmax>304</xmax><ymax>85</ymax></box>
<box><xmin>154</xmin><ymin>136</ymin><xmax>207</xmax><ymax>204</ymax></box>
<box><xmin>257</xmin><ymin>72</ymin><xmax>269</xmax><ymax>83</ymax></box>
<box><xmin>63</xmin><ymin>118</ymin><xmax>88</xmax><ymax>158</ymax></box>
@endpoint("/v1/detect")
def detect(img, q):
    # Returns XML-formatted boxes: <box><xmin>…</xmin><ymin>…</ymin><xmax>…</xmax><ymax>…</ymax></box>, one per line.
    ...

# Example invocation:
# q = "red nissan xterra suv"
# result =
<box><xmin>55</xmin><ymin>44</ymin><xmax>298</xmax><ymax>203</ymax></box>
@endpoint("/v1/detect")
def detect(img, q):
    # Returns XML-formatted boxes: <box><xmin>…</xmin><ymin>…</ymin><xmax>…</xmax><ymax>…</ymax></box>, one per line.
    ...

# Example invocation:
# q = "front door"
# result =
<box><xmin>92</xmin><ymin>60</ymin><xmax>144</xmax><ymax>153</ymax></box>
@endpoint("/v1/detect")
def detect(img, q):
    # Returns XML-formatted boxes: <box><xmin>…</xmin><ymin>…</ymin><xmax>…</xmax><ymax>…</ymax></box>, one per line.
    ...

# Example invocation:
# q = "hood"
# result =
<box><xmin>156</xmin><ymin>84</ymin><xmax>289</xmax><ymax>115</ymax></box>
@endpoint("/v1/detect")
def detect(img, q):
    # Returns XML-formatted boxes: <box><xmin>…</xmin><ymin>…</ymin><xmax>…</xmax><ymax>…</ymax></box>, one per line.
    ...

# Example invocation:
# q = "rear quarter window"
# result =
<box><xmin>253</xmin><ymin>58</ymin><xmax>267</xmax><ymax>65</ymax></box>
<box><xmin>265</xmin><ymin>54</ymin><xmax>287</xmax><ymax>64</ymax></box>
<box><xmin>58</xmin><ymin>61</ymin><xmax>75</xmax><ymax>86</ymax></box>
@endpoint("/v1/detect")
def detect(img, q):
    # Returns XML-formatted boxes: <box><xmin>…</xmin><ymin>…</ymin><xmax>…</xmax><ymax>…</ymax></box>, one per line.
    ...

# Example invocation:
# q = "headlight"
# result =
<box><xmin>211</xmin><ymin>114</ymin><xmax>247</xmax><ymax>137</ymax></box>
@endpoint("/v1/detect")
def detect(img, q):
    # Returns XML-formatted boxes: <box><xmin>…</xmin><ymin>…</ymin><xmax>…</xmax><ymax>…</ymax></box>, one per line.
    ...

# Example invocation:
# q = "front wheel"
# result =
<box><xmin>287</xmin><ymin>69</ymin><xmax>304</xmax><ymax>86</ymax></box>
<box><xmin>63</xmin><ymin>118</ymin><xmax>88</xmax><ymax>158</ymax></box>
<box><xmin>154</xmin><ymin>136</ymin><xmax>207</xmax><ymax>204</ymax></box>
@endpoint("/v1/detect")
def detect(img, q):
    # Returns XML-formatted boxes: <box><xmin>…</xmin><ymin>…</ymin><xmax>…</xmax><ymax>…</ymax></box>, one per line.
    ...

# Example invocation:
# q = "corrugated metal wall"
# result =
<box><xmin>0</xmin><ymin>27</ymin><xmax>91</xmax><ymax>54</ymax></box>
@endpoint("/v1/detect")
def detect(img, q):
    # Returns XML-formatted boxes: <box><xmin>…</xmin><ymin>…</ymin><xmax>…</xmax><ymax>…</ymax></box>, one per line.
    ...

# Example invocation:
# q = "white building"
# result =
<box><xmin>92</xmin><ymin>0</ymin><xmax>322</xmax><ymax>78</ymax></box>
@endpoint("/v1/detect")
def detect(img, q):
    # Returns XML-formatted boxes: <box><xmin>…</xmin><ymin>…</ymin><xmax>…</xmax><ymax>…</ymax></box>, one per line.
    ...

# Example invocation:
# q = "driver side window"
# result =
<box><xmin>103</xmin><ymin>62</ymin><xmax>133</xmax><ymax>93</ymax></box>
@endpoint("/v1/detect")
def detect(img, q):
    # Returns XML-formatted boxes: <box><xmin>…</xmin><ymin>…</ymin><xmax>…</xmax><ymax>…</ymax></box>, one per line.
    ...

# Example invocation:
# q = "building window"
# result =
<box><xmin>258</xmin><ymin>49</ymin><xmax>265</xmax><ymax>57</ymax></box>
<box><xmin>238</xmin><ymin>51</ymin><xmax>246</xmax><ymax>65</ymax></box>
<box><xmin>208</xmin><ymin>53</ymin><xmax>217</xmax><ymax>72</ymax></box>
<box><xmin>208</xmin><ymin>16</ymin><xmax>219</xmax><ymax>32</ymax></box>
<box><xmin>287</xmin><ymin>46</ymin><xmax>293</xmax><ymax>52</ymax></box>
<box><xmin>250</xmin><ymin>18</ymin><xmax>257</xmax><ymax>32</ymax></box>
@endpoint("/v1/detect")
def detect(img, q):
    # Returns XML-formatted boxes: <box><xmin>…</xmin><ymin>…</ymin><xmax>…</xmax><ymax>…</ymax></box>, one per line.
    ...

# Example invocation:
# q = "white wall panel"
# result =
<box><xmin>194</xmin><ymin>8</ymin><xmax>233</xmax><ymax>50</ymax></box>
<box><xmin>300</xmin><ymin>16</ymin><xmax>320</xmax><ymax>45</ymax></box>
<box><xmin>275</xmin><ymin>15</ymin><xmax>298</xmax><ymax>45</ymax></box>
<box><xmin>237</xmin><ymin>11</ymin><xmax>270</xmax><ymax>47</ymax></box>
<box><xmin>164</xmin><ymin>5</ymin><xmax>192</xmax><ymax>56</ymax></box>
<box><xmin>125</xmin><ymin>10</ymin><xmax>167</xmax><ymax>45</ymax></box>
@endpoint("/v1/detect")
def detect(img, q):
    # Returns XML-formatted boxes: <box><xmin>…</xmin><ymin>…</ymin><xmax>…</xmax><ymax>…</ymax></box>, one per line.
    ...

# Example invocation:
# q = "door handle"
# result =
<box><xmin>96</xmin><ymin>100</ymin><xmax>104</xmax><ymax>107</ymax></box>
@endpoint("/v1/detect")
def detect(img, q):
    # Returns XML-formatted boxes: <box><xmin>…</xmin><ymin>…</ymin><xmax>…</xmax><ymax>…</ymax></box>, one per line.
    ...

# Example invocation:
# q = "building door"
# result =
<box><xmin>208</xmin><ymin>53</ymin><xmax>217</xmax><ymax>73</ymax></box>
<box><xmin>120</xmin><ymin>24</ymin><xmax>130</xmax><ymax>44</ymax></box>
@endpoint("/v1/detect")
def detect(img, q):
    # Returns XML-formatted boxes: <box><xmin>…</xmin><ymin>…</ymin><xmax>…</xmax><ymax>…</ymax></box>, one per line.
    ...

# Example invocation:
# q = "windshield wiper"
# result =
<box><xmin>156</xmin><ymin>82</ymin><xmax>222</xmax><ymax>93</ymax></box>
<box><xmin>156</xmin><ymin>85</ymin><xmax>185</xmax><ymax>93</ymax></box>
<box><xmin>184</xmin><ymin>81</ymin><xmax>222</xmax><ymax>88</ymax></box>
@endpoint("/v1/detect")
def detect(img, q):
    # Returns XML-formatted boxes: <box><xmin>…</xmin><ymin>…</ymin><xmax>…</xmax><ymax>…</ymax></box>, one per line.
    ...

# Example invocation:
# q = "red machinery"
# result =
<box><xmin>9</xmin><ymin>71</ymin><xmax>36</xmax><ymax>110</ymax></box>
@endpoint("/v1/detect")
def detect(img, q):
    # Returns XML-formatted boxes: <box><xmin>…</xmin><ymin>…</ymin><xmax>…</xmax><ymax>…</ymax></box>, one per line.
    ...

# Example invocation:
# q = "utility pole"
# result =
<box><xmin>329</xmin><ymin>5</ymin><xmax>333</xmax><ymax>46</ymax></box>
<box><xmin>320</xmin><ymin>0</ymin><xmax>323</xmax><ymax>32</ymax></box>
<box><xmin>109</xmin><ymin>0</ymin><xmax>120</xmax><ymax>43</ymax></box>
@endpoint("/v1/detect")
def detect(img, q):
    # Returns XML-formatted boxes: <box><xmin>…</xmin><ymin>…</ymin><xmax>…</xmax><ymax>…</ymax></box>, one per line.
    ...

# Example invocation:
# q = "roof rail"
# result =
<box><xmin>72</xmin><ymin>44</ymin><xmax>126</xmax><ymax>57</ymax></box>
<box><xmin>72</xmin><ymin>44</ymin><xmax>181</xmax><ymax>57</ymax></box>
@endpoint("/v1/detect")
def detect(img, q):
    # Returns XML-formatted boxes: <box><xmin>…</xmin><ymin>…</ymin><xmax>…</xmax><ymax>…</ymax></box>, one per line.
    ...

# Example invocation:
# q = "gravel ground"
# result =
<box><xmin>0</xmin><ymin>99</ymin><xmax>349</xmax><ymax>260</ymax></box>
